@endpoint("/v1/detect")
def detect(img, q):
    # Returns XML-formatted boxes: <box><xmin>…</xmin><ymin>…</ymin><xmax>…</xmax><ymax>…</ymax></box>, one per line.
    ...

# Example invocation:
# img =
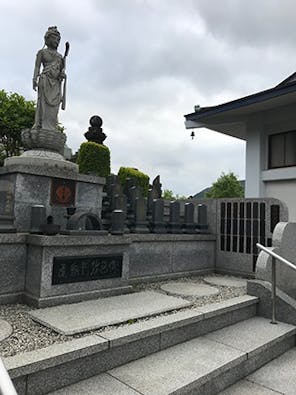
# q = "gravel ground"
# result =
<box><xmin>0</xmin><ymin>274</ymin><xmax>246</xmax><ymax>358</ymax></box>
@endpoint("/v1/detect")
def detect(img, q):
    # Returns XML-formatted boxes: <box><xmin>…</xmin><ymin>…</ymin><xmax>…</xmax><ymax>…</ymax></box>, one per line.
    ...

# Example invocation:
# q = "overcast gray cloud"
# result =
<box><xmin>0</xmin><ymin>0</ymin><xmax>294</xmax><ymax>195</ymax></box>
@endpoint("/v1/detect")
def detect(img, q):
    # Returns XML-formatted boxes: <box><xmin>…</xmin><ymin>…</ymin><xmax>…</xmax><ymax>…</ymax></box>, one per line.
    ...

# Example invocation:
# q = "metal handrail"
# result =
<box><xmin>0</xmin><ymin>357</ymin><xmax>17</xmax><ymax>395</ymax></box>
<box><xmin>256</xmin><ymin>243</ymin><xmax>296</xmax><ymax>324</ymax></box>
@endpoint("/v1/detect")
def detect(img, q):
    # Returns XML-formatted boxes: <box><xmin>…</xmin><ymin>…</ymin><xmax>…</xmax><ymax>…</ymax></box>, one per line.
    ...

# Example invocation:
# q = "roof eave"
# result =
<box><xmin>184</xmin><ymin>81</ymin><xmax>296</xmax><ymax>124</ymax></box>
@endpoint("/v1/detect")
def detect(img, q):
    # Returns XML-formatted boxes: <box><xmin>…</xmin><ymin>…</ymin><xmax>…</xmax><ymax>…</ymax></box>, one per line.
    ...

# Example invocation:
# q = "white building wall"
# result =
<box><xmin>245</xmin><ymin>118</ymin><xmax>266</xmax><ymax>198</ymax></box>
<box><xmin>265</xmin><ymin>180</ymin><xmax>296</xmax><ymax>221</ymax></box>
<box><xmin>261</xmin><ymin>113</ymin><xmax>296</xmax><ymax>221</ymax></box>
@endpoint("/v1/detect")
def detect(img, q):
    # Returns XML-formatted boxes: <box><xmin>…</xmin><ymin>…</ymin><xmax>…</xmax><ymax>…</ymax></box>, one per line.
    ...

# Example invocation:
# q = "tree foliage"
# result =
<box><xmin>206</xmin><ymin>172</ymin><xmax>244</xmax><ymax>198</ymax></box>
<box><xmin>162</xmin><ymin>189</ymin><xmax>175</xmax><ymax>200</ymax></box>
<box><xmin>0</xmin><ymin>90</ymin><xmax>35</xmax><ymax>157</ymax></box>
<box><xmin>162</xmin><ymin>189</ymin><xmax>188</xmax><ymax>201</ymax></box>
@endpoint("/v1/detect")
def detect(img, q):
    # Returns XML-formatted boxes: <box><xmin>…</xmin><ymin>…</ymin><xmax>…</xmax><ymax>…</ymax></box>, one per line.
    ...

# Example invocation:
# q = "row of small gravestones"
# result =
<box><xmin>102</xmin><ymin>175</ymin><xmax>208</xmax><ymax>235</ymax></box>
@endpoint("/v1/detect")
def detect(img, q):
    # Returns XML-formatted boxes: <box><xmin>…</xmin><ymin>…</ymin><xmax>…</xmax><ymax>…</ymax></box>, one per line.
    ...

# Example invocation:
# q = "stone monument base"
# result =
<box><xmin>24</xmin><ymin>234</ymin><xmax>131</xmax><ymax>307</ymax></box>
<box><xmin>0</xmin><ymin>158</ymin><xmax>105</xmax><ymax>232</ymax></box>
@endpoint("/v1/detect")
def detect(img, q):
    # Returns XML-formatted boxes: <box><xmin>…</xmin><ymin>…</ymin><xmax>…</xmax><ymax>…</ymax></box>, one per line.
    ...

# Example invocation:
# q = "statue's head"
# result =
<box><xmin>44</xmin><ymin>26</ymin><xmax>60</xmax><ymax>49</ymax></box>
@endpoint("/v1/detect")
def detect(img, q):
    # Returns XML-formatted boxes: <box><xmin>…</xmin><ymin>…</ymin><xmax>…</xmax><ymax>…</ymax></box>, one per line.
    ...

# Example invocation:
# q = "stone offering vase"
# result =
<box><xmin>22</xmin><ymin>129</ymin><xmax>67</xmax><ymax>155</ymax></box>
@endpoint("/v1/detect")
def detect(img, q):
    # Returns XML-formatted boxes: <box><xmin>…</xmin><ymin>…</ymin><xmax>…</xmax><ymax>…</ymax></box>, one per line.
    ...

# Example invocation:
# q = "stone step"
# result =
<box><xmin>48</xmin><ymin>317</ymin><xmax>296</xmax><ymax>395</ymax></box>
<box><xmin>220</xmin><ymin>347</ymin><xmax>296</xmax><ymax>394</ymax></box>
<box><xmin>28</xmin><ymin>291</ymin><xmax>193</xmax><ymax>335</ymax></box>
<box><xmin>5</xmin><ymin>295</ymin><xmax>258</xmax><ymax>394</ymax></box>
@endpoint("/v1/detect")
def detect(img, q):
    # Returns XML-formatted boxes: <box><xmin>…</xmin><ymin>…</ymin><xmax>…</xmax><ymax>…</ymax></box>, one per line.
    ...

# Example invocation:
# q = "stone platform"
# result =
<box><xmin>29</xmin><ymin>291</ymin><xmax>192</xmax><ymax>335</ymax></box>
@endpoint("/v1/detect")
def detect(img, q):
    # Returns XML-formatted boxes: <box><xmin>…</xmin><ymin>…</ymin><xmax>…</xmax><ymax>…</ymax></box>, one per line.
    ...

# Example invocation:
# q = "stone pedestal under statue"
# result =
<box><xmin>5</xmin><ymin>129</ymin><xmax>78</xmax><ymax>172</ymax></box>
<box><xmin>1</xmin><ymin>129</ymin><xmax>105</xmax><ymax>232</ymax></box>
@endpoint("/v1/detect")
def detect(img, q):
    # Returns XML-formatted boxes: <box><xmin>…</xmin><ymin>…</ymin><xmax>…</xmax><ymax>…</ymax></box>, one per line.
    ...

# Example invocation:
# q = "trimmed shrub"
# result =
<box><xmin>118</xmin><ymin>167</ymin><xmax>150</xmax><ymax>197</ymax></box>
<box><xmin>77</xmin><ymin>142</ymin><xmax>110</xmax><ymax>177</ymax></box>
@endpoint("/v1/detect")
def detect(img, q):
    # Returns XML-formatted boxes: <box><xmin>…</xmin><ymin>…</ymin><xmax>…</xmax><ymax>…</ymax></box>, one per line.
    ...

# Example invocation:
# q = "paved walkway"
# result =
<box><xmin>29</xmin><ymin>291</ymin><xmax>191</xmax><ymax>335</ymax></box>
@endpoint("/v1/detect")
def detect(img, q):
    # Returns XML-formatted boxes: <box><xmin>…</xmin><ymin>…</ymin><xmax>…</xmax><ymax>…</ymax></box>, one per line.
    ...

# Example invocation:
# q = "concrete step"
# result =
<box><xmin>5</xmin><ymin>295</ymin><xmax>258</xmax><ymax>394</ymax></box>
<box><xmin>48</xmin><ymin>317</ymin><xmax>296</xmax><ymax>395</ymax></box>
<box><xmin>220</xmin><ymin>347</ymin><xmax>296</xmax><ymax>394</ymax></box>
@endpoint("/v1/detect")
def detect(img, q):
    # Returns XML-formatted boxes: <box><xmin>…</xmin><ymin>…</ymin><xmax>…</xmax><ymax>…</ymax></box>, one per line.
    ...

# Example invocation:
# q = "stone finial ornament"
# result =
<box><xmin>84</xmin><ymin>115</ymin><xmax>107</xmax><ymax>145</ymax></box>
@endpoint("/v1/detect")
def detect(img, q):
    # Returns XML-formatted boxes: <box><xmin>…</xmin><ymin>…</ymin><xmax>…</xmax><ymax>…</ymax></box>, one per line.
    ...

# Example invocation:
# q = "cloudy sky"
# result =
<box><xmin>1</xmin><ymin>0</ymin><xmax>296</xmax><ymax>196</ymax></box>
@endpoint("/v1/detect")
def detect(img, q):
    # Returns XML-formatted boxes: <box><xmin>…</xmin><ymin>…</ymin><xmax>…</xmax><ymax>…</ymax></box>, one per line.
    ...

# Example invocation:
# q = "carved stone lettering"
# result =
<box><xmin>52</xmin><ymin>255</ymin><xmax>122</xmax><ymax>284</ymax></box>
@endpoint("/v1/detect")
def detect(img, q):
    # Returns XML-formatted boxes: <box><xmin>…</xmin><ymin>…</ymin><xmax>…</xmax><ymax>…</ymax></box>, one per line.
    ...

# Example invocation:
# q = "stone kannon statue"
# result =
<box><xmin>6</xmin><ymin>27</ymin><xmax>78</xmax><ymax>172</ymax></box>
<box><xmin>33</xmin><ymin>26</ymin><xmax>68</xmax><ymax>131</ymax></box>
<box><xmin>21</xmin><ymin>27</ymin><xmax>69</xmax><ymax>155</ymax></box>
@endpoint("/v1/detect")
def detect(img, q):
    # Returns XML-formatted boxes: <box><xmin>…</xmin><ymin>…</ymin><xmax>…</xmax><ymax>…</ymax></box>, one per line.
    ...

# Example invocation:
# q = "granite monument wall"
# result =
<box><xmin>0</xmin><ymin>234</ymin><xmax>27</xmax><ymax>304</ymax></box>
<box><xmin>0</xmin><ymin>233</ymin><xmax>216</xmax><ymax>307</ymax></box>
<box><xmin>0</xmin><ymin>196</ymin><xmax>288</xmax><ymax>306</ymax></box>
<box><xmin>128</xmin><ymin>233</ymin><xmax>215</xmax><ymax>281</ymax></box>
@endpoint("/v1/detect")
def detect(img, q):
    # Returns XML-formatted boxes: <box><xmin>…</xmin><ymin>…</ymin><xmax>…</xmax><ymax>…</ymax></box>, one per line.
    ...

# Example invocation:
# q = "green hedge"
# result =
<box><xmin>77</xmin><ymin>142</ymin><xmax>110</xmax><ymax>177</ymax></box>
<box><xmin>118</xmin><ymin>167</ymin><xmax>149</xmax><ymax>197</ymax></box>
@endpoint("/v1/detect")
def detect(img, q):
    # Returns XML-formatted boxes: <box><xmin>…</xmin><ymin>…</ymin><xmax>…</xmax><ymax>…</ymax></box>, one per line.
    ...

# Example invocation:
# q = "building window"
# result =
<box><xmin>269</xmin><ymin>130</ymin><xmax>296</xmax><ymax>168</ymax></box>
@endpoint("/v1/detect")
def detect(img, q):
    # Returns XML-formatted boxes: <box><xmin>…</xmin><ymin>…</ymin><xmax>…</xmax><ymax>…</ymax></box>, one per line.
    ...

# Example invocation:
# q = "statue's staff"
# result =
<box><xmin>61</xmin><ymin>41</ymin><xmax>70</xmax><ymax>110</ymax></box>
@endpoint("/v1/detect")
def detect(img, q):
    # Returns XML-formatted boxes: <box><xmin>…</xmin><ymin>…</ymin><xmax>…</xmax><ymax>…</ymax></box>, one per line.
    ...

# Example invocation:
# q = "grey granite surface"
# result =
<box><xmin>108</xmin><ymin>336</ymin><xmax>246</xmax><ymax>394</ymax></box>
<box><xmin>205</xmin><ymin>316</ymin><xmax>296</xmax><ymax>357</ymax></box>
<box><xmin>0</xmin><ymin>274</ymin><xmax>247</xmax><ymax>358</ymax></box>
<box><xmin>28</xmin><ymin>291</ymin><xmax>192</xmax><ymax>335</ymax></box>
<box><xmin>160</xmin><ymin>282</ymin><xmax>219</xmax><ymax>297</ymax></box>
<box><xmin>247</xmin><ymin>347</ymin><xmax>296</xmax><ymax>395</ymax></box>
<box><xmin>220</xmin><ymin>379</ymin><xmax>282</xmax><ymax>394</ymax></box>
<box><xmin>49</xmin><ymin>373</ymin><xmax>141</xmax><ymax>394</ymax></box>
